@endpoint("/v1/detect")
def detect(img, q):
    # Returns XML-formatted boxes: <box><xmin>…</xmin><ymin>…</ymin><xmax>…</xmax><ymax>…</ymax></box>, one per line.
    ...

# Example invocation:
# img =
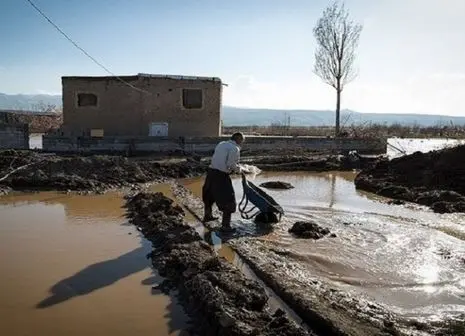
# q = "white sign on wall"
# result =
<box><xmin>149</xmin><ymin>122</ymin><xmax>169</xmax><ymax>137</ymax></box>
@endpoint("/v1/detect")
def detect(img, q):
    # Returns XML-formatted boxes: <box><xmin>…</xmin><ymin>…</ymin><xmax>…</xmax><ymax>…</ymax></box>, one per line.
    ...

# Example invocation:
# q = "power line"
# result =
<box><xmin>24</xmin><ymin>0</ymin><xmax>150</xmax><ymax>94</ymax></box>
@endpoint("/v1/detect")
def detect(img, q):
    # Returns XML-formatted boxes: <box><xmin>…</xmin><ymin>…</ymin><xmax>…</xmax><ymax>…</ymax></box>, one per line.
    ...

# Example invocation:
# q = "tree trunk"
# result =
<box><xmin>335</xmin><ymin>87</ymin><xmax>341</xmax><ymax>137</ymax></box>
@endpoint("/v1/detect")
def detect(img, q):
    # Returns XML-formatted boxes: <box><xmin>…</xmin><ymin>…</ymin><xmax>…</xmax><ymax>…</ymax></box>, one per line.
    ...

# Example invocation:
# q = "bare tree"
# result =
<box><xmin>313</xmin><ymin>1</ymin><xmax>362</xmax><ymax>136</ymax></box>
<box><xmin>32</xmin><ymin>100</ymin><xmax>59</xmax><ymax>113</ymax></box>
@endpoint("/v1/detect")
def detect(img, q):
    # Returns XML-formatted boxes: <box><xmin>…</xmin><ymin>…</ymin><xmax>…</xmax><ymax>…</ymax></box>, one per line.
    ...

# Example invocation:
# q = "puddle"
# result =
<box><xmin>0</xmin><ymin>192</ymin><xmax>188</xmax><ymax>336</ymax></box>
<box><xmin>181</xmin><ymin>172</ymin><xmax>465</xmax><ymax>323</ymax></box>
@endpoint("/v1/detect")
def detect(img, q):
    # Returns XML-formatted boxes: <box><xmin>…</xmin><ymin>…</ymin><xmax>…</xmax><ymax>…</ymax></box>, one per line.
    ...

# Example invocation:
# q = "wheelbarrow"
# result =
<box><xmin>238</xmin><ymin>173</ymin><xmax>284</xmax><ymax>222</ymax></box>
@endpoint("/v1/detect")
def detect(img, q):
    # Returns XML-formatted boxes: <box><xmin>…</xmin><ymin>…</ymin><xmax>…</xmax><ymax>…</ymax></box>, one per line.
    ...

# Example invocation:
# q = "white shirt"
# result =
<box><xmin>210</xmin><ymin>140</ymin><xmax>241</xmax><ymax>174</ymax></box>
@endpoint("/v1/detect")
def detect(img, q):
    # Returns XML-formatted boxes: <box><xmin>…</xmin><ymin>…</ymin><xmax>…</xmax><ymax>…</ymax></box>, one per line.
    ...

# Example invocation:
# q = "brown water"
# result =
<box><xmin>0</xmin><ymin>191</ymin><xmax>188</xmax><ymax>336</ymax></box>
<box><xmin>183</xmin><ymin>172</ymin><xmax>465</xmax><ymax>322</ymax></box>
<box><xmin>2</xmin><ymin>172</ymin><xmax>464</xmax><ymax>334</ymax></box>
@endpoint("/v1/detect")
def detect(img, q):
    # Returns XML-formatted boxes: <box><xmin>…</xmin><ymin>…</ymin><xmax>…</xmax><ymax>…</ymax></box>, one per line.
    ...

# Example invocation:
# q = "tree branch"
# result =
<box><xmin>0</xmin><ymin>160</ymin><xmax>44</xmax><ymax>182</ymax></box>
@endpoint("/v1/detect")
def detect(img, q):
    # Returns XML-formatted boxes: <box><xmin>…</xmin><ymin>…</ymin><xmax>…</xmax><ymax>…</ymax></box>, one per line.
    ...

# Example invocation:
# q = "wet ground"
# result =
<box><xmin>2</xmin><ymin>170</ymin><xmax>464</xmax><ymax>335</ymax></box>
<box><xmin>181</xmin><ymin>172</ymin><xmax>465</xmax><ymax>329</ymax></box>
<box><xmin>0</xmin><ymin>191</ymin><xmax>188</xmax><ymax>336</ymax></box>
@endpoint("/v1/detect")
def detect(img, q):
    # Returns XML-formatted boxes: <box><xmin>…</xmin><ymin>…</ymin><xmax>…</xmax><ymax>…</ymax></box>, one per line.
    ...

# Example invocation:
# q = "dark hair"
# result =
<box><xmin>231</xmin><ymin>132</ymin><xmax>244</xmax><ymax>142</ymax></box>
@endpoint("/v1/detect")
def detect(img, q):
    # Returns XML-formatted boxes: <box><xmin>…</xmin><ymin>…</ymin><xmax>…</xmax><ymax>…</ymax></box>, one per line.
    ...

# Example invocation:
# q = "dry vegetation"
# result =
<box><xmin>223</xmin><ymin>123</ymin><xmax>465</xmax><ymax>139</ymax></box>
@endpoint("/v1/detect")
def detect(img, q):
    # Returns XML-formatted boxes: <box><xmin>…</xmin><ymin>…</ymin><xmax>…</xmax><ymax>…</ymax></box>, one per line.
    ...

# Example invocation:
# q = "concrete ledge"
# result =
<box><xmin>43</xmin><ymin>135</ymin><xmax>386</xmax><ymax>155</ymax></box>
<box><xmin>0</xmin><ymin>123</ymin><xmax>29</xmax><ymax>149</ymax></box>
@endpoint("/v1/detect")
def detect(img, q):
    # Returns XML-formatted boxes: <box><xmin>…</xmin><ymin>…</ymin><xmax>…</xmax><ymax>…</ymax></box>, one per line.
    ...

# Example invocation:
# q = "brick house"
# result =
<box><xmin>60</xmin><ymin>73</ymin><xmax>222</xmax><ymax>137</ymax></box>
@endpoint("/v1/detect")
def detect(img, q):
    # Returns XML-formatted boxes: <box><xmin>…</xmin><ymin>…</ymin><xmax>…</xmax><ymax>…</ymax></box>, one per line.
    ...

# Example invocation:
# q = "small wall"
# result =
<box><xmin>0</xmin><ymin>123</ymin><xmax>29</xmax><ymax>149</ymax></box>
<box><xmin>43</xmin><ymin>135</ymin><xmax>386</xmax><ymax>155</ymax></box>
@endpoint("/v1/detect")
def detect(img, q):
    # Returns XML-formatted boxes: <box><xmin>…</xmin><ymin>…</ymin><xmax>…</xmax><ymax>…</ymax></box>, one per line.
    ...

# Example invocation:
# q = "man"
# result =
<box><xmin>202</xmin><ymin>132</ymin><xmax>244</xmax><ymax>231</ymax></box>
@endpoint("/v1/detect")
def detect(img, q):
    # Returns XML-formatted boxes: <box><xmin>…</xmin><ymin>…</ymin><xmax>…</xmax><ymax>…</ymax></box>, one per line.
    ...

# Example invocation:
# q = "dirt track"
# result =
<box><xmin>169</xmin><ymin>184</ymin><xmax>414</xmax><ymax>336</ymax></box>
<box><xmin>355</xmin><ymin>145</ymin><xmax>465</xmax><ymax>213</ymax></box>
<box><xmin>124</xmin><ymin>192</ymin><xmax>312</xmax><ymax>336</ymax></box>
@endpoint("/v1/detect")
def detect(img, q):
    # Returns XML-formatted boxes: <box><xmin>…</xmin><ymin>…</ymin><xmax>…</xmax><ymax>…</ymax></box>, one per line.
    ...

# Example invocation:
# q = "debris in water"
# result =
<box><xmin>260</xmin><ymin>181</ymin><xmax>295</xmax><ymax>189</ymax></box>
<box><xmin>254</xmin><ymin>212</ymin><xmax>280</xmax><ymax>225</ymax></box>
<box><xmin>387</xmin><ymin>199</ymin><xmax>406</xmax><ymax>205</ymax></box>
<box><xmin>288</xmin><ymin>221</ymin><xmax>333</xmax><ymax>240</ymax></box>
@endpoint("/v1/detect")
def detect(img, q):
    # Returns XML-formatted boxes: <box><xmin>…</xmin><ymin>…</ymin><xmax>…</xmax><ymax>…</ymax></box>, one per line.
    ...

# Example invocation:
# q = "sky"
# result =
<box><xmin>1</xmin><ymin>0</ymin><xmax>465</xmax><ymax>116</ymax></box>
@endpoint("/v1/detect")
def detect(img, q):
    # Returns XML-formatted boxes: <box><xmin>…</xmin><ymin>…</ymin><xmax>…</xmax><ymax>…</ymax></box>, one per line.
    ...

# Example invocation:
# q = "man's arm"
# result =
<box><xmin>226</xmin><ymin>146</ymin><xmax>241</xmax><ymax>174</ymax></box>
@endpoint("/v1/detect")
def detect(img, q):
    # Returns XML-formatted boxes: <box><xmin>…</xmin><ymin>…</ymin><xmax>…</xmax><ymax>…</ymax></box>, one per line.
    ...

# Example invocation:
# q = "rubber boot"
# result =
<box><xmin>202</xmin><ymin>204</ymin><xmax>218</xmax><ymax>222</ymax></box>
<box><xmin>220</xmin><ymin>212</ymin><xmax>235</xmax><ymax>232</ymax></box>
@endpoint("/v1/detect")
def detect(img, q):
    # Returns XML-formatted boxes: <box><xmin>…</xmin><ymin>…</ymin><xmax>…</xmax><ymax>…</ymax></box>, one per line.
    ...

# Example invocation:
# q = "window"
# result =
<box><xmin>182</xmin><ymin>89</ymin><xmax>203</xmax><ymax>109</ymax></box>
<box><xmin>77</xmin><ymin>93</ymin><xmax>98</xmax><ymax>107</ymax></box>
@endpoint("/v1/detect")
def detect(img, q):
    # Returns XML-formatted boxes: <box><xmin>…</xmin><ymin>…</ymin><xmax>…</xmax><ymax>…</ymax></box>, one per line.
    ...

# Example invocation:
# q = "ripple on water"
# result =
<box><xmin>227</xmin><ymin>171</ymin><xmax>465</xmax><ymax>320</ymax></box>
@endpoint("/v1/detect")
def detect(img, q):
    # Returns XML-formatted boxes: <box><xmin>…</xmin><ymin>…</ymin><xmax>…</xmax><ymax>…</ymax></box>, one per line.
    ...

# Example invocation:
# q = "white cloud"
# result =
<box><xmin>223</xmin><ymin>73</ymin><xmax>465</xmax><ymax>116</ymax></box>
<box><xmin>223</xmin><ymin>75</ymin><xmax>334</xmax><ymax>110</ymax></box>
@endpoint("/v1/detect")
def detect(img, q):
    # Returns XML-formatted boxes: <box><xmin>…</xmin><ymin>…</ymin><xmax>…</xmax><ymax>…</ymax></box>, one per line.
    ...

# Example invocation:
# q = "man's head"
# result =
<box><xmin>231</xmin><ymin>132</ymin><xmax>245</xmax><ymax>146</ymax></box>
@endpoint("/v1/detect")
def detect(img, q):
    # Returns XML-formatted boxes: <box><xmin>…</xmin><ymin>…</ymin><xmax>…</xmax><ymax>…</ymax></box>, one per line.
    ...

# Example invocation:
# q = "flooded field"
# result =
<box><xmin>2</xmin><ymin>168</ymin><xmax>464</xmax><ymax>335</ymax></box>
<box><xmin>183</xmin><ymin>172</ymin><xmax>465</xmax><ymax>324</ymax></box>
<box><xmin>0</xmin><ymin>191</ymin><xmax>188</xmax><ymax>336</ymax></box>
<box><xmin>387</xmin><ymin>137</ymin><xmax>465</xmax><ymax>158</ymax></box>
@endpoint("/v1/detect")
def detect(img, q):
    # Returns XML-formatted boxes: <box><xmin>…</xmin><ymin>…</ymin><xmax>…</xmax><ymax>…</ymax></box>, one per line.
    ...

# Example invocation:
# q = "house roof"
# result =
<box><xmin>137</xmin><ymin>73</ymin><xmax>221</xmax><ymax>82</ymax></box>
<box><xmin>62</xmin><ymin>73</ymin><xmax>221</xmax><ymax>83</ymax></box>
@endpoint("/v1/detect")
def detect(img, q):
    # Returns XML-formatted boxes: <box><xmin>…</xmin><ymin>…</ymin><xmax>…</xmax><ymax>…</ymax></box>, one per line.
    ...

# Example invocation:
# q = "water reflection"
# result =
<box><xmin>0</xmin><ymin>192</ymin><xmax>126</xmax><ymax>221</ymax></box>
<box><xmin>225</xmin><ymin>172</ymin><xmax>465</xmax><ymax>320</ymax></box>
<box><xmin>36</xmin><ymin>243</ymin><xmax>150</xmax><ymax>309</ymax></box>
<box><xmin>0</xmin><ymin>192</ymin><xmax>189</xmax><ymax>336</ymax></box>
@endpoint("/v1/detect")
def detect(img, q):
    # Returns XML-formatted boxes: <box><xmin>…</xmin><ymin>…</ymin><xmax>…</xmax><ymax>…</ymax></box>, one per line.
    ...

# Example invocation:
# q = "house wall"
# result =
<box><xmin>0</xmin><ymin>123</ymin><xmax>29</xmax><ymax>149</ymax></box>
<box><xmin>61</xmin><ymin>75</ymin><xmax>222</xmax><ymax>137</ymax></box>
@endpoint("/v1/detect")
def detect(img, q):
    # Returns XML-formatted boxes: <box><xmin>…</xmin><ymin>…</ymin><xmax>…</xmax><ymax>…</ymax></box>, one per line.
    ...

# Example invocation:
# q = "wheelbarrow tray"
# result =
<box><xmin>241</xmin><ymin>175</ymin><xmax>284</xmax><ymax>215</ymax></box>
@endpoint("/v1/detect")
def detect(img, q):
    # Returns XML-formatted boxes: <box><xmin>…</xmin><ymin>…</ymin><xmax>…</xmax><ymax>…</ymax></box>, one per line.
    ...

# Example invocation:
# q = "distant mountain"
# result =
<box><xmin>221</xmin><ymin>107</ymin><xmax>465</xmax><ymax>127</ymax></box>
<box><xmin>0</xmin><ymin>93</ymin><xmax>62</xmax><ymax>111</ymax></box>
<box><xmin>1</xmin><ymin>93</ymin><xmax>465</xmax><ymax>127</ymax></box>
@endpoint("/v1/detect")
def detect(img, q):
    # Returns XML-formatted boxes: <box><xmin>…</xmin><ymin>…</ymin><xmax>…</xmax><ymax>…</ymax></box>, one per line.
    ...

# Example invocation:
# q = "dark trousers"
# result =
<box><xmin>202</xmin><ymin>168</ymin><xmax>236</xmax><ymax>213</ymax></box>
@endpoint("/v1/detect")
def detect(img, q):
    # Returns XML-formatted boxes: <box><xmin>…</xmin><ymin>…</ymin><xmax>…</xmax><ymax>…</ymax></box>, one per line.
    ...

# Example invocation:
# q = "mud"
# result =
<box><xmin>231</xmin><ymin>240</ymin><xmax>413</xmax><ymax>336</ymax></box>
<box><xmin>0</xmin><ymin>150</ymin><xmax>206</xmax><ymax>195</ymax></box>
<box><xmin>124</xmin><ymin>192</ymin><xmax>312</xmax><ymax>336</ymax></box>
<box><xmin>168</xmin><ymin>181</ymin><xmax>410</xmax><ymax>336</ymax></box>
<box><xmin>260</xmin><ymin>181</ymin><xmax>295</xmax><ymax>189</ymax></box>
<box><xmin>355</xmin><ymin>145</ymin><xmax>465</xmax><ymax>213</ymax></box>
<box><xmin>288</xmin><ymin>221</ymin><xmax>335</xmax><ymax>240</ymax></box>
<box><xmin>0</xmin><ymin>150</ymin><xmax>384</xmax><ymax>196</ymax></box>
<box><xmin>230</xmin><ymin>239</ymin><xmax>408</xmax><ymax>336</ymax></box>
<box><xmin>173</xmin><ymin>174</ymin><xmax>465</xmax><ymax>336</ymax></box>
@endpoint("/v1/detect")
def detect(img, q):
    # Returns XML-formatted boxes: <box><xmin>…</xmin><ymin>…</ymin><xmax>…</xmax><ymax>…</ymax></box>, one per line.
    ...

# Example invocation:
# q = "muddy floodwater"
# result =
<box><xmin>2</xmin><ymin>171</ymin><xmax>465</xmax><ymax>335</ymax></box>
<box><xmin>0</xmin><ymin>191</ymin><xmax>188</xmax><ymax>336</ymax></box>
<box><xmin>183</xmin><ymin>171</ymin><xmax>465</xmax><ymax>324</ymax></box>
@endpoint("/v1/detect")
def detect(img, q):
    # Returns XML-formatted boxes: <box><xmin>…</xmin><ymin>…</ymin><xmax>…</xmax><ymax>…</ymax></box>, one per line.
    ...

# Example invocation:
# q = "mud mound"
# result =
<box><xmin>288</xmin><ymin>221</ymin><xmax>334</xmax><ymax>240</ymax></box>
<box><xmin>125</xmin><ymin>192</ymin><xmax>312</xmax><ymax>336</ymax></box>
<box><xmin>0</xmin><ymin>151</ymin><xmax>206</xmax><ymax>194</ymax></box>
<box><xmin>254</xmin><ymin>212</ymin><xmax>280</xmax><ymax>225</ymax></box>
<box><xmin>260</xmin><ymin>181</ymin><xmax>294</xmax><ymax>189</ymax></box>
<box><xmin>355</xmin><ymin>146</ymin><xmax>465</xmax><ymax>213</ymax></box>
